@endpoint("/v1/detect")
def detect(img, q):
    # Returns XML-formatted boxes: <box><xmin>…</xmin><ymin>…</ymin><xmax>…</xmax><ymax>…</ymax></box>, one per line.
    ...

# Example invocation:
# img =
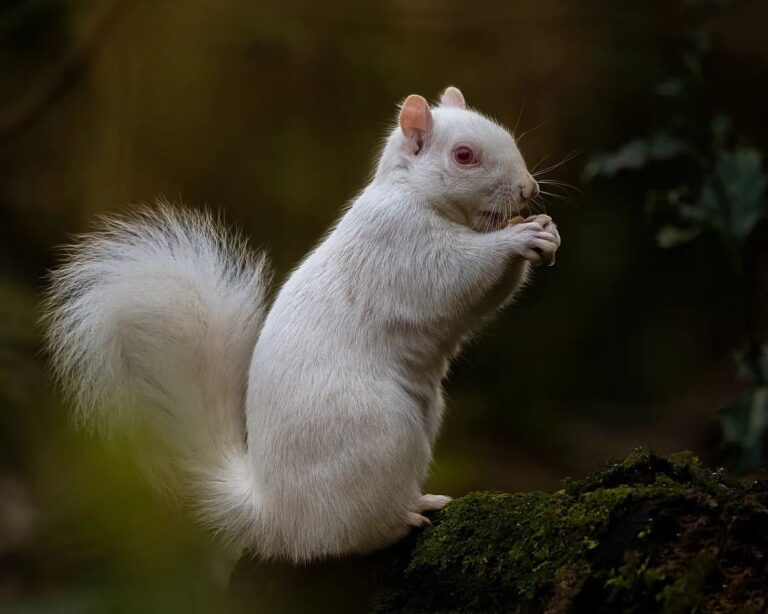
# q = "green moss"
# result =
<box><xmin>373</xmin><ymin>449</ymin><xmax>768</xmax><ymax>613</ymax></box>
<box><xmin>561</xmin><ymin>448</ymin><xmax>736</xmax><ymax>498</ymax></box>
<box><xmin>230</xmin><ymin>449</ymin><xmax>768</xmax><ymax>613</ymax></box>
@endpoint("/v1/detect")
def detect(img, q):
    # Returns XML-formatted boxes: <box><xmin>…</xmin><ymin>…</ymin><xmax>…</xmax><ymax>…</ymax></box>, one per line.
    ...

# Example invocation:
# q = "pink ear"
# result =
<box><xmin>439</xmin><ymin>86</ymin><xmax>466</xmax><ymax>109</ymax></box>
<box><xmin>399</xmin><ymin>95</ymin><xmax>433</xmax><ymax>154</ymax></box>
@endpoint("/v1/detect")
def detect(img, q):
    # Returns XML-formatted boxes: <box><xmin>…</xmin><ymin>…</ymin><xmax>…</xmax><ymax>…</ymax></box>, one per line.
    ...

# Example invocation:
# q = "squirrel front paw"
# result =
<box><xmin>507</xmin><ymin>215</ymin><xmax>560</xmax><ymax>266</ymax></box>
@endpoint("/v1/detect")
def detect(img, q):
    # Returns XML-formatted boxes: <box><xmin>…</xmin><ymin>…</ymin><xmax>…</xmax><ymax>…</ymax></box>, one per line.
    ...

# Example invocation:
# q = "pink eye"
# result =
<box><xmin>453</xmin><ymin>145</ymin><xmax>477</xmax><ymax>166</ymax></box>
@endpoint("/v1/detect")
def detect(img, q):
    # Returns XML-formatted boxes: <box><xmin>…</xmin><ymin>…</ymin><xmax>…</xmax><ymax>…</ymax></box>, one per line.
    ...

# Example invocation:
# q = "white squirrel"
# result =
<box><xmin>44</xmin><ymin>87</ymin><xmax>560</xmax><ymax>562</ymax></box>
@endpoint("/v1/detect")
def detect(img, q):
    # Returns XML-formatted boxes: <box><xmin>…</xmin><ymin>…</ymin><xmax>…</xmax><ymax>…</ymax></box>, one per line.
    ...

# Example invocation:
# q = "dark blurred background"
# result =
<box><xmin>1</xmin><ymin>0</ymin><xmax>767</xmax><ymax>611</ymax></box>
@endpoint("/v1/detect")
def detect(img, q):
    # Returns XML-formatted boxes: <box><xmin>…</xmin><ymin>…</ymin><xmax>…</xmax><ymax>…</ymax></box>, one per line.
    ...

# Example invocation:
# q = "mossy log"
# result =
<box><xmin>228</xmin><ymin>450</ymin><xmax>768</xmax><ymax>613</ymax></box>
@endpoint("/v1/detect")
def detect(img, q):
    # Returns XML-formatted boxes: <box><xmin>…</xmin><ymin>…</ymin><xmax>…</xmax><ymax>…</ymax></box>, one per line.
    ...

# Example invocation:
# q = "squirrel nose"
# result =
<box><xmin>518</xmin><ymin>176</ymin><xmax>539</xmax><ymax>201</ymax></box>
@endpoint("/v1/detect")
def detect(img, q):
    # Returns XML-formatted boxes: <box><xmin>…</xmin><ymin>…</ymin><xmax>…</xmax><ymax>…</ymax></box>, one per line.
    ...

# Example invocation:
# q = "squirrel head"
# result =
<box><xmin>377</xmin><ymin>87</ymin><xmax>538</xmax><ymax>231</ymax></box>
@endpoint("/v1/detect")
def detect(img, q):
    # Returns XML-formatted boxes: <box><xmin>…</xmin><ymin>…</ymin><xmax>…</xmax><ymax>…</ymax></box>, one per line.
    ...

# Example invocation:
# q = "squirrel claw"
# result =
<box><xmin>406</xmin><ymin>512</ymin><xmax>432</xmax><ymax>528</ymax></box>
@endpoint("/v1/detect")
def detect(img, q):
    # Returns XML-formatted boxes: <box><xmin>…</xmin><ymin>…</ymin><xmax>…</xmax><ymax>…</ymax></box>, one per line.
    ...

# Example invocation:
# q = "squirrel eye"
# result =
<box><xmin>453</xmin><ymin>146</ymin><xmax>477</xmax><ymax>166</ymax></box>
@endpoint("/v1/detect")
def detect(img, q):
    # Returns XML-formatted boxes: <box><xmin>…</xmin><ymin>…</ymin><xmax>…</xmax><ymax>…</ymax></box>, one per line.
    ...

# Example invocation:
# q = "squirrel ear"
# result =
<box><xmin>399</xmin><ymin>95</ymin><xmax>433</xmax><ymax>154</ymax></box>
<box><xmin>439</xmin><ymin>86</ymin><xmax>466</xmax><ymax>109</ymax></box>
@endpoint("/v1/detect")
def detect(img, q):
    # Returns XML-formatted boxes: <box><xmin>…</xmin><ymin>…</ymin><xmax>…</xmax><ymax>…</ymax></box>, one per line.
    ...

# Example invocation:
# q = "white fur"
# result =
<box><xmin>44</xmin><ymin>91</ymin><xmax>560</xmax><ymax>562</ymax></box>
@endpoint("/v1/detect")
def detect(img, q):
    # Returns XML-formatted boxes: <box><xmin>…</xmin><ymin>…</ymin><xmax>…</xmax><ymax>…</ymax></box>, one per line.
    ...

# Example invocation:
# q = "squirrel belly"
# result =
<box><xmin>43</xmin><ymin>87</ymin><xmax>560</xmax><ymax>562</ymax></box>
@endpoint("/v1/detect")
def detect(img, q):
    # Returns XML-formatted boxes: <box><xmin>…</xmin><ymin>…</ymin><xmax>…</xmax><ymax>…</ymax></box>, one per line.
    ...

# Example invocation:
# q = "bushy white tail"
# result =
<box><xmin>43</xmin><ymin>205</ymin><xmax>269</xmax><ymax>524</ymax></box>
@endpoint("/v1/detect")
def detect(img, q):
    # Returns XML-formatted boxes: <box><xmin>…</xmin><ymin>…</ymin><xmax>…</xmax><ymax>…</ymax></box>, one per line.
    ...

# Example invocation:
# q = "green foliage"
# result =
<box><xmin>586</xmin><ymin>63</ymin><xmax>768</xmax><ymax>256</ymax></box>
<box><xmin>697</xmin><ymin>148</ymin><xmax>768</xmax><ymax>247</ymax></box>
<box><xmin>585</xmin><ymin>27</ymin><xmax>768</xmax><ymax>471</ymax></box>
<box><xmin>720</xmin><ymin>388</ymin><xmax>768</xmax><ymax>472</ymax></box>
<box><xmin>582</xmin><ymin>133</ymin><xmax>689</xmax><ymax>181</ymax></box>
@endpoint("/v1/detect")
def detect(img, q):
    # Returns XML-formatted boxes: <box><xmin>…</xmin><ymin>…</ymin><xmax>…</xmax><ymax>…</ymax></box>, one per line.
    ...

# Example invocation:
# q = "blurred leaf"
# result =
<box><xmin>644</xmin><ymin>186</ymin><xmax>693</xmax><ymax>218</ymax></box>
<box><xmin>710</xmin><ymin>114</ymin><xmax>732</xmax><ymax>154</ymax></box>
<box><xmin>583</xmin><ymin>133</ymin><xmax>689</xmax><ymax>181</ymax></box>
<box><xmin>694</xmin><ymin>148</ymin><xmax>768</xmax><ymax>245</ymax></box>
<box><xmin>681</xmin><ymin>51</ymin><xmax>703</xmax><ymax>80</ymax></box>
<box><xmin>655</xmin><ymin>224</ymin><xmax>702</xmax><ymax>248</ymax></box>
<box><xmin>691</xmin><ymin>28</ymin><xmax>711</xmax><ymax>53</ymax></box>
<box><xmin>736</xmin><ymin>344</ymin><xmax>768</xmax><ymax>386</ymax></box>
<box><xmin>656</xmin><ymin>79</ymin><xmax>684</xmax><ymax>98</ymax></box>
<box><xmin>720</xmin><ymin>387</ymin><xmax>768</xmax><ymax>471</ymax></box>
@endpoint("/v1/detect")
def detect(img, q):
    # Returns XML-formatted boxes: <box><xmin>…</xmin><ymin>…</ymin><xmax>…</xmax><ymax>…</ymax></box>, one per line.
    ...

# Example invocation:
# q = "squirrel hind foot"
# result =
<box><xmin>413</xmin><ymin>494</ymin><xmax>453</xmax><ymax>513</ymax></box>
